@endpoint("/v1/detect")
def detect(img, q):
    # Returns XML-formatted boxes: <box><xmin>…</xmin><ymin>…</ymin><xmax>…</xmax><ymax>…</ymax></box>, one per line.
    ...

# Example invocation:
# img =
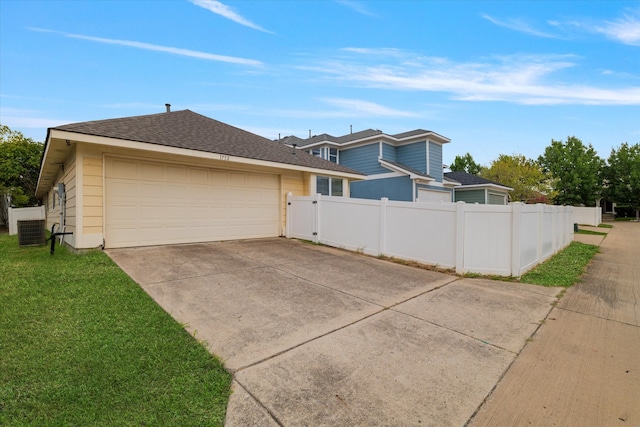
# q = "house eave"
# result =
<box><xmin>379</xmin><ymin>158</ymin><xmax>434</xmax><ymax>181</ymax></box>
<box><xmin>454</xmin><ymin>183</ymin><xmax>513</xmax><ymax>192</ymax></box>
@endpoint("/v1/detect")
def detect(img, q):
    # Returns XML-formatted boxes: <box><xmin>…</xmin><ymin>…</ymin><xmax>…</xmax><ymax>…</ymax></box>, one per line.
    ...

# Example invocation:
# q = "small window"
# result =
<box><xmin>331</xmin><ymin>178</ymin><xmax>343</xmax><ymax>196</ymax></box>
<box><xmin>328</xmin><ymin>148</ymin><xmax>338</xmax><ymax>163</ymax></box>
<box><xmin>317</xmin><ymin>176</ymin><xmax>343</xmax><ymax>196</ymax></box>
<box><xmin>310</xmin><ymin>148</ymin><xmax>322</xmax><ymax>157</ymax></box>
<box><xmin>317</xmin><ymin>176</ymin><xmax>330</xmax><ymax>195</ymax></box>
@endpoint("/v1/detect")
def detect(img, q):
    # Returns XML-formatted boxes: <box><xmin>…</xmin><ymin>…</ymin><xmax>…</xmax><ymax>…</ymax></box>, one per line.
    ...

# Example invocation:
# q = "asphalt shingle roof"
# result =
<box><xmin>53</xmin><ymin>110</ymin><xmax>362</xmax><ymax>175</ymax></box>
<box><xmin>381</xmin><ymin>159</ymin><xmax>432</xmax><ymax>179</ymax></box>
<box><xmin>444</xmin><ymin>171</ymin><xmax>508</xmax><ymax>187</ymax></box>
<box><xmin>280</xmin><ymin>127</ymin><xmax>447</xmax><ymax>148</ymax></box>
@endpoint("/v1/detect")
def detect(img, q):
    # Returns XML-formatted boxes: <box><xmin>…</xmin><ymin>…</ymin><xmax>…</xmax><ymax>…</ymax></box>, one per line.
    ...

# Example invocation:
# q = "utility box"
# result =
<box><xmin>17</xmin><ymin>219</ymin><xmax>46</xmax><ymax>246</ymax></box>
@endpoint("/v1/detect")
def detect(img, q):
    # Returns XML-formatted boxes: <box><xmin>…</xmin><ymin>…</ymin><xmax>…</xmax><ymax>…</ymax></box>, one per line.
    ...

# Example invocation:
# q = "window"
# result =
<box><xmin>316</xmin><ymin>176</ymin><xmax>344</xmax><ymax>196</ymax></box>
<box><xmin>310</xmin><ymin>147</ymin><xmax>339</xmax><ymax>163</ymax></box>
<box><xmin>328</xmin><ymin>148</ymin><xmax>338</xmax><ymax>163</ymax></box>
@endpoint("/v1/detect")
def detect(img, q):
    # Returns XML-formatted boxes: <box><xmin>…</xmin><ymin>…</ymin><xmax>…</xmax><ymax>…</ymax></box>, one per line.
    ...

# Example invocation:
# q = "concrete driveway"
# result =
<box><xmin>107</xmin><ymin>238</ymin><xmax>560</xmax><ymax>426</ymax></box>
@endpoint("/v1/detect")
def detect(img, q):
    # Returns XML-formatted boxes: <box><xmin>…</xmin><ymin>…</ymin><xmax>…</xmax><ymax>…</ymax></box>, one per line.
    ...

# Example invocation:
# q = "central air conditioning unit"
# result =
<box><xmin>17</xmin><ymin>219</ymin><xmax>46</xmax><ymax>247</ymax></box>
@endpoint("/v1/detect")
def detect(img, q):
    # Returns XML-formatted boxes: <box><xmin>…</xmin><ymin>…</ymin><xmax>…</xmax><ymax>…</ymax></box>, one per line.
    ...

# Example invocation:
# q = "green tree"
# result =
<box><xmin>0</xmin><ymin>124</ymin><xmax>44</xmax><ymax>207</ymax></box>
<box><xmin>538</xmin><ymin>136</ymin><xmax>604</xmax><ymax>206</ymax></box>
<box><xmin>606</xmin><ymin>142</ymin><xmax>640</xmax><ymax>220</ymax></box>
<box><xmin>449</xmin><ymin>152</ymin><xmax>482</xmax><ymax>175</ymax></box>
<box><xmin>480</xmin><ymin>154</ymin><xmax>551</xmax><ymax>202</ymax></box>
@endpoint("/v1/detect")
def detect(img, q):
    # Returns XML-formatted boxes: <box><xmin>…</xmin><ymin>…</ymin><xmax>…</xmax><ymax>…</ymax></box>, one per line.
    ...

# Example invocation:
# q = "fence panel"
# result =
<box><xmin>519</xmin><ymin>204</ymin><xmax>541</xmax><ymax>273</ymax></box>
<box><xmin>286</xmin><ymin>195</ymin><xmax>315</xmax><ymax>240</ymax></box>
<box><xmin>318</xmin><ymin>196</ymin><xmax>382</xmax><ymax>256</ymax></box>
<box><xmin>462</xmin><ymin>204</ymin><xmax>512</xmax><ymax>276</ymax></box>
<box><xmin>385</xmin><ymin>201</ymin><xmax>457</xmax><ymax>268</ymax></box>
<box><xmin>573</xmin><ymin>206</ymin><xmax>601</xmax><ymax>226</ymax></box>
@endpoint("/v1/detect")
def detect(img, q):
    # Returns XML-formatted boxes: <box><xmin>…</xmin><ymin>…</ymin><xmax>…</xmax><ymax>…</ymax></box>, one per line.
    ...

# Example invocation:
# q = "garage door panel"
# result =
<box><xmin>418</xmin><ymin>189</ymin><xmax>451</xmax><ymax>203</ymax></box>
<box><xmin>105</xmin><ymin>158</ymin><xmax>281</xmax><ymax>248</ymax></box>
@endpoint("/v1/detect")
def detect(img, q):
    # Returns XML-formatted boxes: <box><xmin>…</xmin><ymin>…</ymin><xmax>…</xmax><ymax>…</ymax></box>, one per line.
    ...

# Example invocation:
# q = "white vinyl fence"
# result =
<box><xmin>286</xmin><ymin>194</ymin><xmax>574</xmax><ymax>277</ymax></box>
<box><xmin>573</xmin><ymin>206</ymin><xmax>602</xmax><ymax>226</ymax></box>
<box><xmin>7</xmin><ymin>206</ymin><xmax>46</xmax><ymax>235</ymax></box>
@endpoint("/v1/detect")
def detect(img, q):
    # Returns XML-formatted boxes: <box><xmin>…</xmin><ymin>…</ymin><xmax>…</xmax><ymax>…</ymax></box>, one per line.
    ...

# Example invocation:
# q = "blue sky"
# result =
<box><xmin>1</xmin><ymin>0</ymin><xmax>639</xmax><ymax>166</ymax></box>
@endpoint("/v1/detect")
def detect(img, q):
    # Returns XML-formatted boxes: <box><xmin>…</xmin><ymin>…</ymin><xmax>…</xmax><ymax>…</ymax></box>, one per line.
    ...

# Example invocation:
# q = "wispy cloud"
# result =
<box><xmin>29</xmin><ymin>27</ymin><xmax>263</xmax><ymax>67</ymax></box>
<box><xmin>0</xmin><ymin>108</ymin><xmax>68</xmax><ymax>129</ymax></box>
<box><xmin>304</xmin><ymin>50</ymin><xmax>640</xmax><ymax>105</ymax></box>
<box><xmin>320</xmin><ymin>98</ymin><xmax>418</xmax><ymax>117</ymax></box>
<box><xmin>271</xmin><ymin>98</ymin><xmax>419</xmax><ymax>119</ymax></box>
<box><xmin>335</xmin><ymin>1</ymin><xmax>376</xmax><ymax>17</ymax></box>
<box><xmin>482</xmin><ymin>13</ymin><xmax>559</xmax><ymax>39</ymax></box>
<box><xmin>592</xmin><ymin>9</ymin><xmax>640</xmax><ymax>46</ymax></box>
<box><xmin>485</xmin><ymin>8</ymin><xmax>640</xmax><ymax>46</ymax></box>
<box><xmin>188</xmin><ymin>0</ymin><xmax>273</xmax><ymax>33</ymax></box>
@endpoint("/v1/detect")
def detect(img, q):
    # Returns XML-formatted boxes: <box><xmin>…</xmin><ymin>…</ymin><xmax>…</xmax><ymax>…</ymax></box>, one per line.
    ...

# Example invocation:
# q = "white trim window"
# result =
<box><xmin>317</xmin><ymin>176</ymin><xmax>343</xmax><ymax>196</ymax></box>
<box><xmin>309</xmin><ymin>147</ymin><xmax>339</xmax><ymax>163</ymax></box>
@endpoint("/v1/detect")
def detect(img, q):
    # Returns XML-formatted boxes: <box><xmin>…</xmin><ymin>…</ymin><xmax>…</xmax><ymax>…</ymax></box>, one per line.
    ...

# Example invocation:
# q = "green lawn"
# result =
<box><xmin>520</xmin><ymin>241</ymin><xmax>599</xmax><ymax>287</ymax></box>
<box><xmin>576</xmin><ymin>229</ymin><xmax>607</xmax><ymax>236</ymax></box>
<box><xmin>0</xmin><ymin>234</ymin><xmax>232</xmax><ymax>426</ymax></box>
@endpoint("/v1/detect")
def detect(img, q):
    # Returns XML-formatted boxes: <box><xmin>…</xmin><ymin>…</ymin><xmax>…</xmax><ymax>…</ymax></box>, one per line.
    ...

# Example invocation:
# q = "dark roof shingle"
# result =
<box><xmin>444</xmin><ymin>171</ymin><xmax>509</xmax><ymax>187</ymax></box>
<box><xmin>54</xmin><ymin>110</ymin><xmax>362</xmax><ymax>175</ymax></box>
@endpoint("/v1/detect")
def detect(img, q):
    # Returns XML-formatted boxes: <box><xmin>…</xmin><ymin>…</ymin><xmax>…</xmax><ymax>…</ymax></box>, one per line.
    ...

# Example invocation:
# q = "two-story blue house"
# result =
<box><xmin>280</xmin><ymin>128</ymin><xmax>457</xmax><ymax>202</ymax></box>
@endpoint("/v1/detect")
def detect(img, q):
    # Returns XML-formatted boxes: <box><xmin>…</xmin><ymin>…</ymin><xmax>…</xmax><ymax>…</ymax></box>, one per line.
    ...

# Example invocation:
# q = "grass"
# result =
<box><xmin>520</xmin><ymin>241</ymin><xmax>599</xmax><ymax>287</ymax></box>
<box><xmin>0</xmin><ymin>233</ymin><xmax>232</xmax><ymax>426</ymax></box>
<box><xmin>598</xmin><ymin>223</ymin><xmax>613</xmax><ymax>228</ymax></box>
<box><xmin>576</xmin><ymin>229</ymin><xmax>607</xmax><ymax>236</ymax></box>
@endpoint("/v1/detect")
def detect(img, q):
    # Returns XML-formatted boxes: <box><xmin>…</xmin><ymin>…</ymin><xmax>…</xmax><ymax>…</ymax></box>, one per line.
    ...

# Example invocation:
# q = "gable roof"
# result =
<box><xmin>444</xmin><ymin>171</ymin><xmax>512</xmax><ymax>190</ymax></box>
<box><xmin>52</xmin><ymin>110</ymin><xmax>362</xmax><ymax>175</ymax></box>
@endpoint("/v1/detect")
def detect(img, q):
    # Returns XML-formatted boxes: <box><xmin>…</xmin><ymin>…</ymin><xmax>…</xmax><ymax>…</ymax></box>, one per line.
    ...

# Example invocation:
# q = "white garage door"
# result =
<box><xmin>105</xmin><ymin>157</ymin><xmax>280</xmax><ymax>248</ymax></box>
<box><xmin>417</xmin><ymin>188</ymin><xmax>452</xmax><ymax>203</ymax></box>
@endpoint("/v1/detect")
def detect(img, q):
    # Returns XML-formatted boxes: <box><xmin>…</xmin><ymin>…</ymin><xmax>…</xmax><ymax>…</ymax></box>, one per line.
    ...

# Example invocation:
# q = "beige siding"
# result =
<box><xmin>44</xmin><ymin>152</ymin><xmax>77</xmax><ymax>243</ymax></box>
<box><xmin>83</xmin><ymin>156</ymin><xmax>103</xmax><ymax>234</ymax></box>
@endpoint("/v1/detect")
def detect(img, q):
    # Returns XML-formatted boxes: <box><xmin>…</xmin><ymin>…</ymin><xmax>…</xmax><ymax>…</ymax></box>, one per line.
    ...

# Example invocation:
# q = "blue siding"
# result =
<box><xmin>428</xmin><ymin>142</ymin><xmax>443</xmax><ymax>182</ymax></box>
<box><xmin>339</xmin><ymin>144</ymin><xmax>386</xmax><ymax>175</ymax></box>
<box><xmin>397</xmin><ymin>142</ymin><xmax>426</xmax><ymax>173</ymax></box>
<box><xmin>350</xmin><ymin>176</ymin><xmax>413</xmax><ymax>201</ymax></box>
<box><xmin>455</xmin><ymin>189</ymin><xmax>486</xmax><ymax>204</ymax></box>
<box><xmin>381</xmin><ymin>143</ymin><xmax>396</xmax><ymax>162</ymax></box>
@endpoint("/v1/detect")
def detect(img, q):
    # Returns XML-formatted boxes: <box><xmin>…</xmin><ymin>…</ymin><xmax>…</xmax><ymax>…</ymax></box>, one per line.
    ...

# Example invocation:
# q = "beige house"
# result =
<box><xmin>35</xmin><ymin>108</ymin><xmax>363</xmax><ymax>249</ymax></box>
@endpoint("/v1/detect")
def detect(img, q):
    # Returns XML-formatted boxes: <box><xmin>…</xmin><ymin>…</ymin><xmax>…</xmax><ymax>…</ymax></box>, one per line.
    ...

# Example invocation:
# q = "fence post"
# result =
<box><xmin>8</xmin><ymin>207</ymin><xmax>14</xmax><ymax>235</ymax></box>
<box><xmin>455</xmin><ymin>202</ymin><xmax>465</xmax><ymax>274</ymax></box>
<box><xmin>285</xmin><ymin>192</ymin><xmax>292</xmax><ymax>238</ymax></box>
<box><xmin>313</xmin><ymin>193</ymin><xmax>320</xmax><ymax>243</ymax></box>
<box><xmin>379</xmin><ymin>198</ymin><xmax>388</xmax><ymax>256</ymax></box>
<box><xmin>511</xmin><ymin>202</ymin><xmax>522</xmax><ymax>277</ymax></box>
<box><xmin>536</xmin><ymin>204</ymin><xmax>544</xmax><ymax>264</ymax></box>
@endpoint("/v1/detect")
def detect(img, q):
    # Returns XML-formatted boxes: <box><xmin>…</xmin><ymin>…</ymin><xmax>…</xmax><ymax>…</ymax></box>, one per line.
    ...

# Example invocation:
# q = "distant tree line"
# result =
<box><xmin>449</xmin><ymin>136</ymin><xmax>640</xmax><ymax>219</ymax></box>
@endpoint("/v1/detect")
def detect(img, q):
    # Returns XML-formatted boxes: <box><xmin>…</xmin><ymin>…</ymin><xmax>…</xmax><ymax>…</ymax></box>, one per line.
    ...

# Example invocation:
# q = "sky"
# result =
<box><xmin>1</xmin><ymin>0</ymin><xmax>639</xmax><ymax>166</ymax></box>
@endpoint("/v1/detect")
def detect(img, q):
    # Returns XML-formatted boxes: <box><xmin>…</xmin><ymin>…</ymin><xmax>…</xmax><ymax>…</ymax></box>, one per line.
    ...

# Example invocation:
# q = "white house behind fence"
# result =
<box><xmin>286</xmin><ymin>194</ymin><xmax>574</xmax><ymax>277</ymax></box>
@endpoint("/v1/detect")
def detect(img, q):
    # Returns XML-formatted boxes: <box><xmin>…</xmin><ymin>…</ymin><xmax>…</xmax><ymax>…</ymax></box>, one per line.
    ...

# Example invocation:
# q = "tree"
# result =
<box><xmin>480</xmin><ymin>154</ymin><xmax>551</xmax><ymax>202</ymax></box>
<box><xmin>449</xmin><ymin>153</ymin><xmax>482</xmax><ymax>175</ymax></box>
<box><xmin>606</xmin><ymin>142</ymin><xmax>640</xmax><ymax>220</ymax></box>
<box><xmin>0</xmin><ymin>124</ymin><xmax>44</xmax><ymax>207</ymax></box>
<box><xmin>538</xmin><ymin>136</ymin><xmax>604</xmax><ymax>206</ymax></box>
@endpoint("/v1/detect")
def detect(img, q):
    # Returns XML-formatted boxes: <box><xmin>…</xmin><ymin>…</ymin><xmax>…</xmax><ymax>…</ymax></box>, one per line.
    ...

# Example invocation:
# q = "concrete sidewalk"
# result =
<box><xmin>470</xmin><ymin>222</ymin><xmax>640</xmax><ymax>426</ymax></box>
